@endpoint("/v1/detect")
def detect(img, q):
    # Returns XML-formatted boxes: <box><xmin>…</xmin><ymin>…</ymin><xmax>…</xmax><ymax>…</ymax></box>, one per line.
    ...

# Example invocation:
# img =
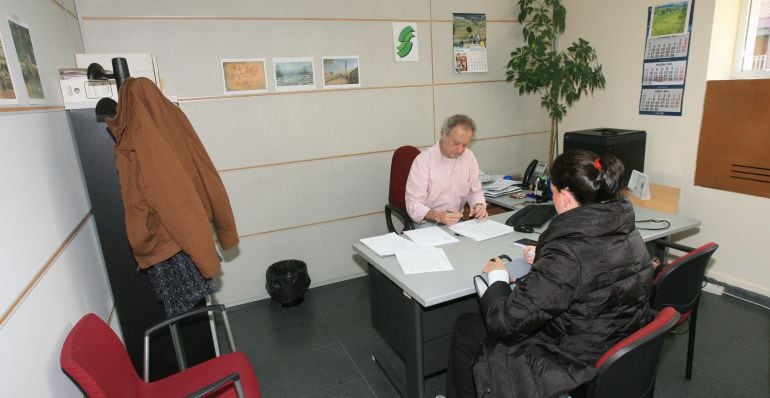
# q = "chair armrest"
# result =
<box><xmin>385</xmin><ymin>204</ymin><xmax>415</xmax><ymax>233</ymax></box>
<box><xmin>652</xmin><ymin>240</ymin><xmax>695</xmax><ymax>254</ymax></box>
<box><xmin>144</xmin><ymin>304</ymin><xmax>237</xmax><ymax>382</ymax></box>
<box><xmin>145</xmin><ymin>304</ymin><xmax>226</xmax><ymax>337</ymax></box>
<box><xmin>184</xmin><ymin>372</ymin><xmax>243</xmax><ymax>398</ymax></box>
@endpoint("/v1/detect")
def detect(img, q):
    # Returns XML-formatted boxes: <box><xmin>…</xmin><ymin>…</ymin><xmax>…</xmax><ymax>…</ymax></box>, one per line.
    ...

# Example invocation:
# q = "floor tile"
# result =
<box><xmin>282</xmin><ymin>343</ymin><xmax>364</xmax><ymax>397</ymax></box>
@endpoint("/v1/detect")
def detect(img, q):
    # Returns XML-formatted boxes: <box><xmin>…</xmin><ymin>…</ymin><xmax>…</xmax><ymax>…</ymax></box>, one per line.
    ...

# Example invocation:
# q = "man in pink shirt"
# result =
<box><xmin>405</xmin><ymin>114</ymin><xmax>488</xmax><ymax>226</ymax></box>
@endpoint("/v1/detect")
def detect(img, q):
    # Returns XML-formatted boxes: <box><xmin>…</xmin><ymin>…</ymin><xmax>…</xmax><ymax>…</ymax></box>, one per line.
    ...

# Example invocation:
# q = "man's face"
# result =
<box><xmin>439</xmin><ymin>126</ymin><xmax>473</xmax><ymax>159</ymax></box>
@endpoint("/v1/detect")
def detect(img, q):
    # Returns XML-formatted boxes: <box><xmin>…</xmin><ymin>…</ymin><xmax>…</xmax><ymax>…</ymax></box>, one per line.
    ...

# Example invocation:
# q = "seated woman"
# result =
<box><xmin>445</xmin><ymin>150</ymin><xmax>654</xmax><ymax>398</ymax></box>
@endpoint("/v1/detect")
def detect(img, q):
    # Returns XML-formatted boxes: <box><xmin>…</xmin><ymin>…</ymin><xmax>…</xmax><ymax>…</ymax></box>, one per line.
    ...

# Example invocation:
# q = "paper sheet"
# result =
<box><xmin>403</xmin><ymin>226</ymin><xmax>459</xmax><ymax>247</ymax></box>
<box><xmin>395</xmin><ymin>247</ymin><xmax>454</xmax><ymax>274</ymax></box>
<box><xmin>449</xmin><ymin>219</ymin><xmax>513</xmax><ymax>241</ymax></box>
<box><xmin>359</xmin><ymin>232</ymin><xmax>421</xmax><ymax>257</ymax></box>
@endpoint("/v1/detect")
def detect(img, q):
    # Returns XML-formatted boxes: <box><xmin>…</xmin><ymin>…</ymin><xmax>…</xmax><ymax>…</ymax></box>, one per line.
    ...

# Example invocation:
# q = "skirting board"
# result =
<box><xmin>705</xmin><ymin>276</ymin><xmax>770</xmax><ymax>309</ymax></box>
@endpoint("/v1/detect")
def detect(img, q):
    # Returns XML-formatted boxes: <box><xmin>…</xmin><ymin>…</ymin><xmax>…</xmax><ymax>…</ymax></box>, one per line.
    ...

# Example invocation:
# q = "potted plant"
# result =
<box><xmin>506</xmin><ymin>0</ymin><xmax>606</xmax><ymax>166</ymax></box>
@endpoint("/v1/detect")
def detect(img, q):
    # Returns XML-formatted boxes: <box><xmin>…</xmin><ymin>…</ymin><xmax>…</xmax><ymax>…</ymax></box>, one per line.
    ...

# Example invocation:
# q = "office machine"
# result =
<box><xmin>563</xmin><ymin>128</ymin><xmax>646</xmax><ymax>186</ymax></box>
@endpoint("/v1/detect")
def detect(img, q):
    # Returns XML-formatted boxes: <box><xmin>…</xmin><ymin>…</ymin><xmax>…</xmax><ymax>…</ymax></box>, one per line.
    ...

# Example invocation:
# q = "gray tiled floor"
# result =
<box><xmin>223</xmin><ymin>276</ymin><xmax>769</xmax><ymax>398</ymax></box>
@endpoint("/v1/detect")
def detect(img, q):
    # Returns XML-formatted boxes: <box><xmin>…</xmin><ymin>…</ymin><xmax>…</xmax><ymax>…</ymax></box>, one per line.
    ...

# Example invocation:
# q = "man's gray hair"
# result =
<box><xmin>441</xmin><ymin>114</ymin><xmax>476</xmax><ymax>135</ymax></box>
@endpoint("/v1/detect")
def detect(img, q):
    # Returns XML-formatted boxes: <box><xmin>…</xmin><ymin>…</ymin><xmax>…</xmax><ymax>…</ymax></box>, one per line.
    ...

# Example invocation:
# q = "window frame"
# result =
<box><xmin>733</xmin><ymin>0</ymin><xmax>770</xmax><ymax>78</ymax></box>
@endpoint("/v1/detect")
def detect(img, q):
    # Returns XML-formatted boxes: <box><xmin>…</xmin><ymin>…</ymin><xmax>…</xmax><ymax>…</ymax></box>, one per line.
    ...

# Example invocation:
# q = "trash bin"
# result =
<box><xmin>265</xmin><ymin>259</ymin><xmax>311</xmax><ymax>306</ymax></box>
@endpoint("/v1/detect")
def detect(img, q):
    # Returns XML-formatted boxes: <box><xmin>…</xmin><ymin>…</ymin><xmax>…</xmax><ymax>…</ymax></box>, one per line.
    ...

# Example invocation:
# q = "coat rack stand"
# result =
<box><xmin>70</xmin><ymin>57</ymin><xmax>215</xmax><ymax>380</ymax></box>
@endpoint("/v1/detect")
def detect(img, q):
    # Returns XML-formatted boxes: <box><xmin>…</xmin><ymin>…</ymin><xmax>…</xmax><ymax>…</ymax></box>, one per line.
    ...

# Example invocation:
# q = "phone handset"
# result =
<box><xmin>523</xmin><ymin>159</ymin><xmax>548</xmax><ymax>188</ymax></box>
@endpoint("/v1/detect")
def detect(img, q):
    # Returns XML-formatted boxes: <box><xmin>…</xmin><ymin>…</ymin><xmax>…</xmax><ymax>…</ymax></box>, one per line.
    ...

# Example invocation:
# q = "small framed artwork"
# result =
<box><xmin>221</xmin><ymin>58</ymin><xmax>267</xmax><ymax>94</ymax></box>
<box><xmin>8</xmin><ymin>18</ymin><xmax>44</xmax><ymax>103</ymax></box>
<box><xmin>0</xmin><ymin>32</ymin><xmax>18</xmax><ymax>104</ymax></box>
<box><xmin>273</xmin><ymin>57</ymin><xmax>315</xmax><ymax>91</ymax></box>
<box><xmin>322</xmin><ymin>56</ymin><xmax>360</xmax><ymax>89</ymax></box>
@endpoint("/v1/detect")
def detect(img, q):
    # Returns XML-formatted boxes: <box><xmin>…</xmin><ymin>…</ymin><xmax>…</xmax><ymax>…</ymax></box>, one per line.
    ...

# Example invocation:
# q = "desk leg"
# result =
<box><xmin>406</xmin><ymin>299</ymin><xmax>425</xmax><ymax>398</ymax></box>
<box><xmin>369</xmin><ymin>265</ymin><xmax>425</xmax><ymax>398</ymax></box>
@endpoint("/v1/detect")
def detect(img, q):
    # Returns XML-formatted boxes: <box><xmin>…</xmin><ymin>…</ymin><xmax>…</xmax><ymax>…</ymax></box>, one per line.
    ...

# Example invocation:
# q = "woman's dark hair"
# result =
<box><xmin>549</xmin><ymin>150</ymin><xmax>624</xmax><ymax>205</ymax></box>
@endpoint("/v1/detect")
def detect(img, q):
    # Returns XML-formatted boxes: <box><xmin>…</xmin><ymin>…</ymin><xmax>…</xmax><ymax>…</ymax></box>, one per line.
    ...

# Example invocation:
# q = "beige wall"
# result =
<box><xmin>562</xmin><ymin>0</ymin><xmax>770</xmax><ymax>296</ymax></box>
<box><xmin>76</xmin><ymin>0</ymin><xmax>550</xmax><ymax>305</ymax></box>
<box><xmin>0</xmin><ymin>0</ymin><xmax>113</xmax><ymax>396</ymax></box>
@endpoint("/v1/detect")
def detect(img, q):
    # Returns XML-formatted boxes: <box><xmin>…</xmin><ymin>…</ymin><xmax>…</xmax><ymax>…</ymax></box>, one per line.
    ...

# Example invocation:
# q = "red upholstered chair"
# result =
<box><xmin>650</xmin><ymin>241</ymin><xmax>719</xmax><ymax>380</ymax></box>
<box><xmin>385</xmin><ymin>145</ymin><xmax>420</xmax><ymax>233</ymax></box>
<box><xmin>61</xmin><ymin>307</ymin><xmax>261</xmax><ymax>398</ymax></box>
<box><xmin>581</xmin><ymin>307</ymin><xmax>681</xmax><ymax>398</ymax></box>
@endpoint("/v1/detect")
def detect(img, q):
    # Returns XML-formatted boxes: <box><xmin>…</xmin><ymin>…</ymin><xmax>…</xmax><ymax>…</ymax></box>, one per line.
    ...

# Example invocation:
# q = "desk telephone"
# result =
<box><xmin>523</xmin><ymin>159</ymin><xmax>547</xmax><ymax>188</ymax></box>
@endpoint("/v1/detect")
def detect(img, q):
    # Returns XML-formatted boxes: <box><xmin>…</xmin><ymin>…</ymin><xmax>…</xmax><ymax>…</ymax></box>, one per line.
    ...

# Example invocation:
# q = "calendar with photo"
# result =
<box><xmin>638</xmin><ymin>1</ymin><xmax>694</xmax><ymax>116</ymax></box>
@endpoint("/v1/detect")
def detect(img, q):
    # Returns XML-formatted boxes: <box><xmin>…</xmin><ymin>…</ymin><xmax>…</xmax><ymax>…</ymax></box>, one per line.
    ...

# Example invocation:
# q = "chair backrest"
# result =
<box><xmin>652</xmin><ymin>242</ymin><xmax>718</xmax><ymax>314</ymax></box>
<box><xmin>388</xmin><ymin>146</ymin><xmax>421</xmax><ymax>210</ymax></box>
<box><xmin>588</xmin><ymin>307</ymin><xmax>681</xmax><ymax>398</ymax></box>
<box><xmin>61</xmin><ymin>313</ymin><xmax>145</xmax><ymax>398</ymax></box>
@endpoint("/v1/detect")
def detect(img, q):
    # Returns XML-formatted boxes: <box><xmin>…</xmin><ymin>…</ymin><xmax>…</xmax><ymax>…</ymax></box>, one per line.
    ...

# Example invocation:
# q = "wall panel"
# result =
<box><xmin>214</xmin><ymin>214</ymin><xmax>382</xmax><ymax>305</ymax></box>
<box><xmin>222</xmin><ymin>152</ymin><xmax>391</xmax><ymax>235</ymax></box>
<box><xmin>434</xmin><ymin>83</ymin><xmax>548</xmax><ymax>137</ymax></box>
<box><xmin>76</xmin><ymin>0</ymin><xmax>431</xmax><ymax>20</ymax></box>
<box><xmin>182</xmin><ymin>87</ymin><xmax>434</xmax><ymax>170</ymax></box>
<box><xmin>0</xmin><ymin>112</ymin><xmax>90</xmax><ymax>316</ymax></box>
<box><xmin>0</xmin><ymin>220</ymin><xmax>111</xmax><ymax>398</ymax></box>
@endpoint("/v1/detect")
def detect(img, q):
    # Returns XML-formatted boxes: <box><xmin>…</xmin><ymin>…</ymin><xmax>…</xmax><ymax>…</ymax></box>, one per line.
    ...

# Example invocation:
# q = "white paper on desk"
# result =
<box><xmin>484</xmin><ymin>179</ymin><xmax>516</xmax><ymax>191</ymax></box>
<box><xmin>403</xmin><ymin>226</ymin><xmax>459</xmax><ymax>246</ymax></box>
<box><xmin>449</xmin><ymin>219</ymin><xmax>513</xmax><ymax>241</ymax></box>
<box><xmin>395</xmin><ymin>247</ymin><xmax>454</xmax><ymax>274</ymax></box>
<box><xmin>359</xmin><ymin>232</ymin><xmax>421</xmax><ymax>257</ymax></box>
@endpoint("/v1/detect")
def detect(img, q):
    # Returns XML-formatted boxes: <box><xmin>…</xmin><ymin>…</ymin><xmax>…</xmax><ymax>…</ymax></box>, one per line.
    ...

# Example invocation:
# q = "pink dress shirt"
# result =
<box><xmin>405</xmin><ymin>143</ymin><xmax>485</xmax><ymax>223</ymax></box>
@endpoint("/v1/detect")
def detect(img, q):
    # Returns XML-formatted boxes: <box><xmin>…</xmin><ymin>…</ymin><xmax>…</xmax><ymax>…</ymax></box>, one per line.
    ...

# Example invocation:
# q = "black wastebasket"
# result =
<box><xmin>265</xmin><ymin>259</ymin><xmax>311</xmax><ymax>306</ymax></box>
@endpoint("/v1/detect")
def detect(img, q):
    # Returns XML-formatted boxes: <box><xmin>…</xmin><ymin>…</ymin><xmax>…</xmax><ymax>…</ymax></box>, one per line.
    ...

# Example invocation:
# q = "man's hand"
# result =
<box><xmin>440</xmin><ymin>210</ymin><xmax>463</xmax><ymax>225</ymax></box>
<box><xmin>469</xmin><ymin>203</ymin><xmax>488</xmax><ymax>220</ymax></box>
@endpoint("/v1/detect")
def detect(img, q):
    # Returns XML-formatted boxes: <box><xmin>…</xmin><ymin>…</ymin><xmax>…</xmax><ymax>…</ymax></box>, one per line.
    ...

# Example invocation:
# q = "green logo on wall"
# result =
<box><xmin>397</xmin><ymin>26</ymin><xmax>415</xmax><ymax>58</ymax></box>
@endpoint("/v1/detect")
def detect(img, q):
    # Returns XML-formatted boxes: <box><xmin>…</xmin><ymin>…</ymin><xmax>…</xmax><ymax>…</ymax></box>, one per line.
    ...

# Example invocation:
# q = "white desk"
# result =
<box><xmin>353</xmin><ymin>205</ymin><xmax>700</xmax><ymax>398</ymax></box>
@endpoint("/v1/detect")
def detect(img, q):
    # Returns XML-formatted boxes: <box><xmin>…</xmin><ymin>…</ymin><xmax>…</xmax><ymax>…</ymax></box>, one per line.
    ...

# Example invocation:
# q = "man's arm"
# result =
<box><xmin>405</xmin><ymin>155</ymin><xmax>431</xmax><ymax>222</ymax></box>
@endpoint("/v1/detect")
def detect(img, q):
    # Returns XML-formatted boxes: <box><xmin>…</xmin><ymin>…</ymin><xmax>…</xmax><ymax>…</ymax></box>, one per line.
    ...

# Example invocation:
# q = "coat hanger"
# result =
<box><xmin>87</xmin><ymin>57</ymin><xmax>130</xmax><ymax>122</ymax></box>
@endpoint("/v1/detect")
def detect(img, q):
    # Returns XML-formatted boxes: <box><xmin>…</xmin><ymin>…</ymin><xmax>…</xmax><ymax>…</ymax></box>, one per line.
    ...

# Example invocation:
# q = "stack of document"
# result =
<box><xmin>483</xmin><ymin>178</ymin><xmax>522</xmax><ymax>197</ymax></box>
<box><xmin>449</xmin><ymin>219</ymin><xmax>513</xmax><ymax>241</ymax></box>
<box><xmin>359</xmin><ymin>231</ymin><xmax>455</xmax><ymax>274</ymax></box>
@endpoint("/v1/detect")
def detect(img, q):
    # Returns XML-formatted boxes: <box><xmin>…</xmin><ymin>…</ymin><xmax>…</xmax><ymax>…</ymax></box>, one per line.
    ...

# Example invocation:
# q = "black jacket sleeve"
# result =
<box><xmin>480</xmin><ymin>245</ymin><xmax>580</xmax><ymax>344</ymax></box>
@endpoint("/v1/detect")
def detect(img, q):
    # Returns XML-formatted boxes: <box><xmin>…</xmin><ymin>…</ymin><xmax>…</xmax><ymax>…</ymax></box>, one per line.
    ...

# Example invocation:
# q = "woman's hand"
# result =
<box><xmin>523</xmin><ymin>245</ymin><xmax>536</xmax><ymax>265</ymax></box>
<box><xmin>483</xmin><ymin>257</ymin><xmax>508</xmax><ymax>273</ymax></box>
<box><xmin>483</xmin><ymin>257</ymin><xmax>514</xmax><ymax>283</ymax></box>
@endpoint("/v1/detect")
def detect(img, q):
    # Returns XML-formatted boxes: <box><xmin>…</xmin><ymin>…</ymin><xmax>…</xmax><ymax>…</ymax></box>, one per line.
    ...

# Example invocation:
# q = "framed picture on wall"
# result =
<box><xmin>273</xmin><ymin>57</ymin><xmax>315</xmax><ymax>91</ymax></box>
<box><xmin>221</xmin><ymin>58</ymin><xmax>267</xmax><ymax>94</ymax></box>
<box><xmin>321</xmin><ymin>56</ymin><xmax>360</xmax><ymax>89</ymax></box>
<box><xmin>0</xmin><ymin>32</ymin><xmax>18</xmax><ymax>104</ymax></box>
<box><xmin>8</xmin><ymin>18</ymin><xmax>44</xmax><ymax>103</ymax></box>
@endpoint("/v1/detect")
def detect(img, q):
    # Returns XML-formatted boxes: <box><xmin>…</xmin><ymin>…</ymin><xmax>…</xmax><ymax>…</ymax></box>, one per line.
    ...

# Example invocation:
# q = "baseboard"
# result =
<box><xmin>705</xmin><ymin>276</ymin><xmax>770</xmax><ymax>309</ymax></box>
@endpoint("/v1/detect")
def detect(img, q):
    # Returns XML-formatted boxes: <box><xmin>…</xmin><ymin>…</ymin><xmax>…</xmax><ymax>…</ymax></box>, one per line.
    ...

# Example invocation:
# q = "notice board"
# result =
<box><xmin>695</xmin><ymin>79</ymin><xmax>770</xmax><ymax>198</ymax></box>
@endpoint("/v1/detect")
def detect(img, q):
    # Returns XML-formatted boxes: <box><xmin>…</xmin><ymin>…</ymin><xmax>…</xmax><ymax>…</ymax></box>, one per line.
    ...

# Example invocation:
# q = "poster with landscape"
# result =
<box><xmin>322</xmin><ymin>56</ymin><xmax>359</xmax><ymax>88</ymax></box>
<box><xmin>8</xmin><ymin>19</ymin><xmax>44</xmax><ymax>103</ymax></box>
<box><xmin>0</xmin><ymin>33</ymin><xmax>17</xmax><ymax>104</ymax></box>
<box><xmin>650</xmin><ymin>1</ymin><xmax>689</xmax><ymax>37</ymax></box>
<box><xmin>273</xmin><ymin>57</ymin><xmax>315</xmax><ymax>91</ymax></box>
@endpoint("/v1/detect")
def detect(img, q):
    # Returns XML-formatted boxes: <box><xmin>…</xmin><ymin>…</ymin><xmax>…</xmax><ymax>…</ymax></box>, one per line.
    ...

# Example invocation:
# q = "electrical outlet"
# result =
<box><xmin>702</xmin><ymin>282</ymin><xmax>725</xmax><ymax>296</ymax></box>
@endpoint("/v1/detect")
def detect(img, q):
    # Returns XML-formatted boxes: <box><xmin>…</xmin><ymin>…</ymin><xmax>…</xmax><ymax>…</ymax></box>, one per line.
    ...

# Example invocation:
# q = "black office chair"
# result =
<box><xmin>650</xmin><ymin>241</ymin><xmax>718</xmax><ymax>380</ymax></box>
<box><xmin>385</xmin><ymin>146</ymin><xmax>420</xmax><ymax>233</ymax></box>
<box><xmin>579</xmin><ymin>307</ymin><xmax>681</xmax><ymax>398</ymax></box>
